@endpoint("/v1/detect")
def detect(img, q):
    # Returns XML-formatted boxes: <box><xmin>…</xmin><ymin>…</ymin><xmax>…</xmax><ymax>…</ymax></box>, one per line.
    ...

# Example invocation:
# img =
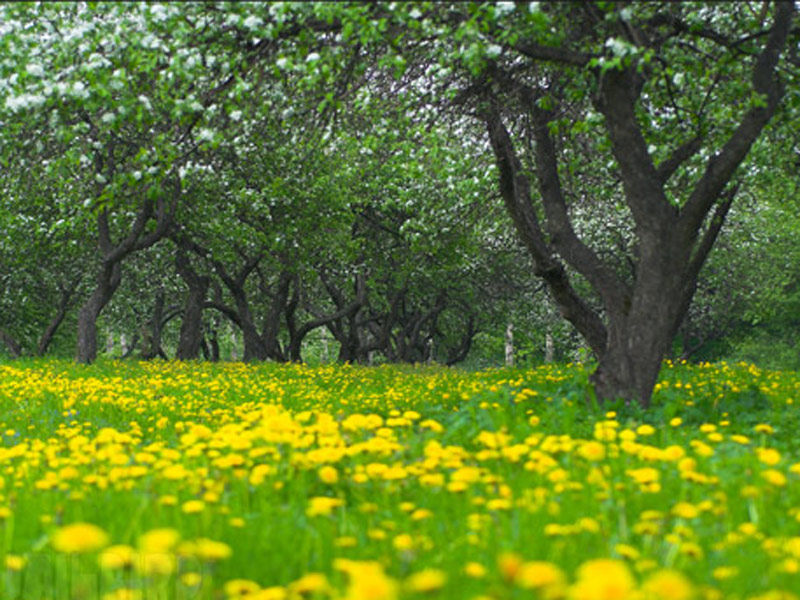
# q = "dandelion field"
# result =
<box><xmin>1</xmin><ymin>360</ymin><xmax>800</xmax><ymax>600</ymax></box>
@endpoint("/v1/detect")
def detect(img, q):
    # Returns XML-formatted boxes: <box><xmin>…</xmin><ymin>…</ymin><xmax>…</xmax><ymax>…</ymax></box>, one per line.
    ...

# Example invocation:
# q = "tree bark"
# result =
<box><xmin>0</xmin><ymin>329</ymin><xmax>22</xmax><ymax>358</ymax></box>
<box><xmin>76</xmin><ymin>261</ymin><xmax>121</xmax><ymax>363</ymax></box>
<box><xmin>505</xmin><ymin>323</ymin><xmax>514</xmax><ymax>367</ymax></box>
<box><xmin>37</xmin><ymin>280</ymin><xmax>78</xmax><ymax>356</ymax></box>
<box><xmin>141</xmin><ymin>288</ymin><xmax>166</xmax><ymax>360</ymax></box>
<box><xmin>175</xmin><ymin>250</ymin><xmax>210</xmax><ymax>360</ymax></box>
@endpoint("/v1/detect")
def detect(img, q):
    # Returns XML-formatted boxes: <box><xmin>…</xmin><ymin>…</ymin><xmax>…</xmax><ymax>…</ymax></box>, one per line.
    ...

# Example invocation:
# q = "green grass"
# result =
<box><xmin>0</xmin><ymin>358</ymin><xmax>798</xmax><ymax>599</ymax></box>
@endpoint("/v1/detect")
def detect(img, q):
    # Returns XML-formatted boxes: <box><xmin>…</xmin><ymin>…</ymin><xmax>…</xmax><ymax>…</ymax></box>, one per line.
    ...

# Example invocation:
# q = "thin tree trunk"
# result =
<box><xmin>76</xmin><ymin>262</ymin><xmax>121</xmax><ymax>363</ymax></box>
<box><xmin>544</xmin><ymin>333</ymin><xmax>554</xmax><ymax>364</ymax></box>
<box><xmin>228</xmin><ymin>328</ymin><xmax>237</xmax><ymax>361</ymax></box>
<box><xmin>505</xmin><ymin>323</ymin><xmax>514</xmax><ymax>367</ymax></box>
<box><xmin>141</xmin><ymin>288</ymin><xmax>165</xmax><ymax>359</ymax></box>
<box><xmin>37</xmin><ymin>281</ymin><xmax>78</xmax><ymax>356</ymax></box>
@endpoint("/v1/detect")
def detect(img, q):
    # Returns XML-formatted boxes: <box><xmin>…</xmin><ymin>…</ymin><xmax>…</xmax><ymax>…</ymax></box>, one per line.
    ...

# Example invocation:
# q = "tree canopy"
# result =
<box><xmin>1</xmin><ymin>1</ymin><xmax>798</xmax><ymax>407</ymax></box>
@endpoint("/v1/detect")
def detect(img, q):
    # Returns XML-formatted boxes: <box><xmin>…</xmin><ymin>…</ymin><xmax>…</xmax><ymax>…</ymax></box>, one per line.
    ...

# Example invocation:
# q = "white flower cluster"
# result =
<box><xmin>196</xmin><ymin>128</ymin><xmax>215</xmax><ymax>143</ymax></box>
<box><xmin>4</xmin><ymin>92</ymin><xmax>46</xmax><ymax>112</ymax></box>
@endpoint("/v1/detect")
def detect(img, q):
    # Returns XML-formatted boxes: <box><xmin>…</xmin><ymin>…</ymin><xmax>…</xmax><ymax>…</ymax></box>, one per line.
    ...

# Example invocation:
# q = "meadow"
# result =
<box><xmin>0</xmin><ymin>359</ymin><xmax>799</xmax><ymax>600</ymax></box>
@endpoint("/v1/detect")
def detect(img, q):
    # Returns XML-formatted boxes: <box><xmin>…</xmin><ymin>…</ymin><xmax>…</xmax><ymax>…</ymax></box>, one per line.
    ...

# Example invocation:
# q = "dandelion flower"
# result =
<box><xmin>405</xmin><ymin>569</ymin><xmax>447</xmax><ymax>593</ymax></box>
<box><xmin>52</xmin><ymin>522</ymin><xmax>109</xmax><ymax>554</ymax></box>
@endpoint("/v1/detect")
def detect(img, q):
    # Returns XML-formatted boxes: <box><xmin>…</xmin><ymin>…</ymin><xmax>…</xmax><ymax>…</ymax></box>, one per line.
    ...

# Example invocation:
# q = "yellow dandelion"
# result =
<box><xmin>712</xmin><ymin>566</ymin><xmax>738</xmax><ymax>580</ymax></box>
<box><xmin>99</xmin><ymin>545</ymin><xmax>137</xmax><ymax>570</ymax></box>
<box><xmin>464</xmin><ymin>562</ymin><xmax>487</xmax><ymax>578</ymax></box>
<box><xmin>182</xmin><ymin>499</ymin><xmax>206</xmax><ymax>514</ymax></box>
<box><xmin>306</xmin><ymin>496</ymin><xmax>344</xmax><ymax>517</ymax></box>
<box><xmin>52</xmin><ymin>522</ymin><xmax>109</xmax><ymax>554</ymax></box>
<box><xmin>762</xmin><ymin>469</ymin><xmax>787</xmax><ymax>487</ymax></box>
<box><xmin>671</xmin><ymin>502</ymin><xmax>699</xmax><ymax>519</ymax></box>
<box><xmin>405</xmin><ymin>569</ymin><xmax>447</xmax><ymax>593</ymax></box>
<box><xmin>570</xmin><ymin>558</ymin><xmax>635</xmax><ymax>600</ymax></box>
<box><xmin>515</xmin><ymin>560</ymin><xmax>565</xmax><ymax>592</ymax></box>
<box><xmin>290</xmin><ymin>572</ymin><xmax>330</xmax><ymax>596</ymax></box>
<box><xmin>318</xmin><ymin>465</ymin><xmax>339</xmax><ymax>485</ymax></box>
<box><xmin>102</xmin><ymin>590</ymin><xmax>142</xmax><ymax>600</ymax></box>
<box><xmin>223</xmin><ymin>579</ymin><xmax>261</xmax><ymax>598</ymax></box>
<box><xmin>393</xmin><ymin>534</ymin><xmax>414</xmax><ymax>552</ymax></box>
<box><xmin>757</xmin><ymin>448</ymin><xmax>781</xmax><ymax>466</ymax></box>
<box><xmin>5</xmin><ymin>554</ymin><xmax>26</xmax><ymax>571</ymax></box>
<box><xmin>578</xmin><ymin>441</ymin><xmax>607</xmax><ymax>461</ymax></box>
<box><xmin>641</xmin><ymin>569</ymin><xmax>694</xmax><ymax>600</ymax></box>
<box><xmin>138</xmin><ymin>528</ymin><xmax>181</xmax><ymax>553</ymax></box>
<box><xmin>200</xmin><ymin>538</ymin><xmax>233</xmax><ymax>561</ymax></box>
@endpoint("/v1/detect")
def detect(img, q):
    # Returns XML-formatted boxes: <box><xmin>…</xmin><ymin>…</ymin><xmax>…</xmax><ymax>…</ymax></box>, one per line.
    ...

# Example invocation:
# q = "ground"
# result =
<box><xmin>0</xmin><ymin>359</ymin><xmax>798</xmax><ymax>599</ymax></box>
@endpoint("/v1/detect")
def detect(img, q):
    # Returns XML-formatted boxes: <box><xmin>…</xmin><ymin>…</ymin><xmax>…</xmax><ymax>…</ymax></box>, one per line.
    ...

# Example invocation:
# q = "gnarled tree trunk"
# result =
<box><xmin>480</xmin><ymin>2</ymin><xmax>791</xmax><ymax>405</ymax></box>
<box><xmin>77</xmin><ymin>261</ymin><xmax>121</xmax><ymax>364</ymax></box>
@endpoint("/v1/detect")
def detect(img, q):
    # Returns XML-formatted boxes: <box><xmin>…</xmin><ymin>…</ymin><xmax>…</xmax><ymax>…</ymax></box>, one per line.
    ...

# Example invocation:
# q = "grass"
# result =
<box><xmin>0</xmin><ymin>358</ymin><xmax>799</xmax><ymax>599</ymax></box>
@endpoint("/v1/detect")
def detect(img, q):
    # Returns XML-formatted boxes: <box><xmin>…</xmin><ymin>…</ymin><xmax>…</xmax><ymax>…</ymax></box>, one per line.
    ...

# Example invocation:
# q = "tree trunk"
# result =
<box><xmin>175</xmin><ymin>251</ymin><xmax>210</xmax><ymax>360</ymax></box>
<box><xmin>544</xmin><ymin>333</ymin><xmax>554</xmax><ymax>364</ymax></box>
<box><xmin>0</xmin><ymin>329</ymin><xmax>22</xmax><ymax>358</ymax></box>
<box><xmin>505</xmin><ymin>323</ymin><xmax>514</xmax><ymax>367</ymax></box>
<box><xmin>261</xmin><ymin>270</ymin><xmax>293</xmax><ymax>362</ymax></box>
<box><xmin>227</xmin><ymin>327</ymin><xmax>236</xmax><ymax>361</ymax></box>
<box><xmin>141</xmin><ymin>288</ymin><xmax>165</xmax><ymax>360</ymax></box>
<box><xmin>37</xmin><ymin>281</ymin><xmax>78</xmax><ymax>356</ymax></box>
<box><xmin>76</xmin><ymin>262</ymin><xmax>121</xmax><ymax>363</ymax></box>
<box><xmin>321</xmin><ymin>328</ymin><xmax>329</xmax><ymax>362</ymax></box>
<box><xmin>477</xmin><ymin>3</ymin><xmax>792</xmax><ymax>406</ymax></box>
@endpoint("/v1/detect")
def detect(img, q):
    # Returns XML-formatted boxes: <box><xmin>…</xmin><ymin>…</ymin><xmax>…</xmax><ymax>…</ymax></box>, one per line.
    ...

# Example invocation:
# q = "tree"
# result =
<box><xmin>415</xmin><ymin>1</ymin><xmax>796</xmax><ymax>405</ymax></box>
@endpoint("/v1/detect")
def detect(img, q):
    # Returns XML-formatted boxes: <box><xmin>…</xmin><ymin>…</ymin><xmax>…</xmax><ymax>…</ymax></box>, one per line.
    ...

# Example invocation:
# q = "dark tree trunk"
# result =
<box><xmin>0</xmin><ymin>329</ymin><xmax>22</xmax><ymax>358</ymax></box>
<box><xmin>481</xmin><ymin>0</ymin><xmax>790</xmax><ymax>405</ymax></box>
<box><xmin>76</xmin><ymin>261</ymin><xmax>121</xmax><ymax>364</ymax></box>
<box><xmin>261</xmin><ymin>269</ymin><xmax>293</xmax><ymax>361</ymax></box>
<box><xmin>175</xmin><ymin>251</ymin><xmax>210</xmax><ymax>360</ymax></box>
<box><xmin>141</xmin><ymin>288</ymin><xmax>166</xmax><ymax>360</ymax></box>
<box><xmin>37</xmin><ymin>279</ymin><xmax>79</xmax><ymax>356</ymax></box>
<box><xmin>289</xmin><ymin>272</ymin><xmax>367</xmax><ymax>362</ymax></box>
<box><xmin>208</xmin><ymin>328</ymin><xmax>220</xmax><ymax>362</ymax></box>
<box><xmin>446</xmin><ymin>316</ymin><xmax>477</xmax><ymax>366</ymax></box>
<box><xmin>76</xmin><ymin>185</ymin><xmax>178</xmax><ymax>364</ymax></box>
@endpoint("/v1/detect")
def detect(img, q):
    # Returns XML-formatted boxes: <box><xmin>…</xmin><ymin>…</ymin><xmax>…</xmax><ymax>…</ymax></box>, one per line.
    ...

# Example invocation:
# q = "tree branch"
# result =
<box><xmin>656</xmin><ymin>134</ymin><xmax>704</xmax><ymax>184</ymax></box>
<box><xmin>678</xmin><ymin>1</ymin><xmax>793</xmax><ymax>245</ymax></box>
<box><xmin>482</xmin><ymin>105</ymin><xmax>608</xmax><ymax>356</ymax></box>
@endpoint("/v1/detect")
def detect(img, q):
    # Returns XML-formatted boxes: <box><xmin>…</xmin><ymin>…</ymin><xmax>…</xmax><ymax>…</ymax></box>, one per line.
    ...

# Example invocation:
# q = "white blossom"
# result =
<box><xmin>230</xmin><ymin>110</ymin><xmax>242</xmax><ymax>121</ymax></box>
<box><xmin>149</xmin><ymin>4</ymin><xmax>167</xmax><ymax>21</ymax></box>
<box><xmin>70</xmin><ymin>81</ymin><xmax>89</xmax><ymax>99</ymax></box>
<box><xmin>25</xmin><ymin>63</ymin><xmax>44</xmax><ymax>77</ymax></box>
<box><xmin>243</xmin><ymin>15</ymin><xmax>263</xmax><ymax>31</ymax></box>
<box><xmin>197</xmin><ymin>128</ymin><xmax>215</xmax><ymax>142</ymax></box>
<box><xmin>486</xmin><ymin>44</ymin><xmax>502</xmax><ymax>58</ymax></box>
<box><xmin>605</xmin><ymin>37</ymin><xmax>632</xmax><ymax>57</ymax></box>
<box><xmin>306</xmin><ymin>52</ymin><xmax>320</xmax><ymax>63</ymax></box>
<box><xmin>4</xmin><ymin>93</ymin><xmax>46</xmax><ymax>111</ymax></box>
<box><xmin>495</xmin><ymin>1</ymin><xmax>515</xmax><ymax>15</ymax></box>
